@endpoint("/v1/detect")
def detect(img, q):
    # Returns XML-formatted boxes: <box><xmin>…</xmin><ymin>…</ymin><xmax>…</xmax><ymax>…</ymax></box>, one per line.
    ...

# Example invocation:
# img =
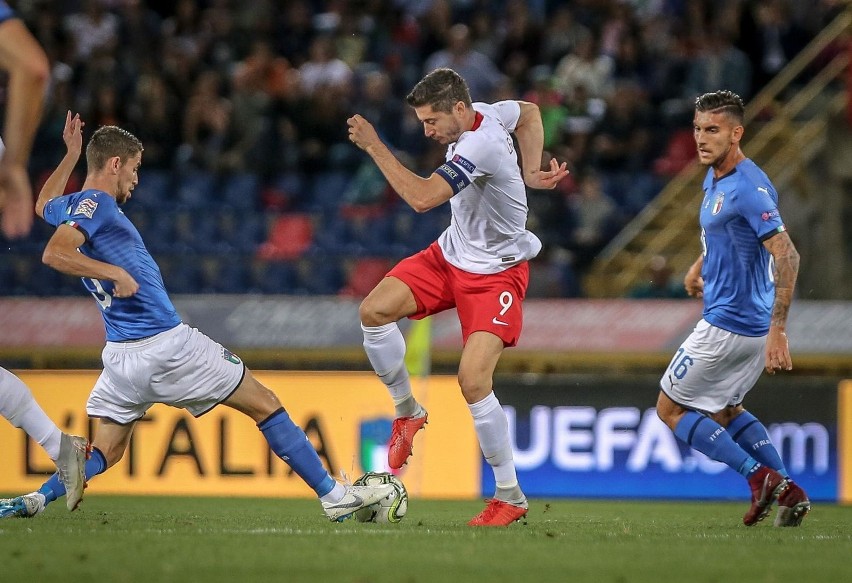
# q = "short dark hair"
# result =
<box><xmin>694</xmin><ymin>90</ymin><xmax>745</xmax><ymax>124</ymax></box>
<box><xmin>86</xmin><ymin>126</ymin><xmax>143</xmax><ymax>171</ymax></box>
<box><xmin>405</xmin><ymin>68</ymin><xmax>472</xmax><ymax>113</ymax></box>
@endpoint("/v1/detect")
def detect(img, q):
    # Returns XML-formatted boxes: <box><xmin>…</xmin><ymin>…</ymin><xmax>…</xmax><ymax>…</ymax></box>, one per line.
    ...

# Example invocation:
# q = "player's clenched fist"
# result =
<box><xmin>347</xmin><ymin>114</ymin><xmax>381</xmax><ymax>152</ymax></box>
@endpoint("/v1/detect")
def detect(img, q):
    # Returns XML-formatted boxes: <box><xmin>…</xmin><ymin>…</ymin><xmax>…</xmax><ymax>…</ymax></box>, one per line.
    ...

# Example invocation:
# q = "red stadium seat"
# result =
<box><xmin>257</xmin><ymin>213</ymin><xmax>314</xmax><ymax>260</ymax></box>
<box><xmin>339</xmin><ymin>257</ymin><xmax>392</xmax><ymax>298</ymax></box>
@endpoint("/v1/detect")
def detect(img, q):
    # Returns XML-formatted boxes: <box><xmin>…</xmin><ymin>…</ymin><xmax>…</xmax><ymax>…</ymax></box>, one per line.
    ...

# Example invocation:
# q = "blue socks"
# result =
<box><xmin>673</xmin><ymin>411</ymin><xmax>759</xmax><ymax>477</ymax></box>
<box><xmin>727</xmin><ymin>411</ymin><xmax>788</xmax><ymax>477</ymax></box>
<box><xmin>39</xmin><ymin>447</ymin><xmax>107</xmax><ymax>505</ymax></box>
<box><xmin>258</xmin><ymin>408</ymin><xmax>335</xmax><ymax>497</ymax></box>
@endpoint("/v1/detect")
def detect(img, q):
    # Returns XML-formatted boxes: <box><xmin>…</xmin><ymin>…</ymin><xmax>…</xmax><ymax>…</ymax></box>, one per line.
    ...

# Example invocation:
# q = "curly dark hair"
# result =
<box><xmin>405</xmin><ymin>68</ymin><xmax>472</xmax><ymax>113</ymax></box>
<box><xmin>694</xmin><ymin>90</ymin><xmax>745</xmax><ymax>123</ymax></box>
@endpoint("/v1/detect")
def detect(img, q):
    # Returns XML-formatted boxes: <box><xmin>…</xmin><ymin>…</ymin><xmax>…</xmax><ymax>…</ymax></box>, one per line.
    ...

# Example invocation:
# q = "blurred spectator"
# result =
<box><xmin>628</xmin><ymin>255</ymin><xmax>690</xmax><ymax>299</ymax></box>
<box><xmin>63</xmin><ymin>0</ymin><xmax>119</xmax><ymax>65</ymax></box>
<box><xmin>739</xmin><ymin>0</ymin><xmax>810</xmax><ymax>96</ymax></box>
<box><xmin>553</xmin><ymin>34</ymin><xmax>614</xmax><ymax>100</ymax></box>
<box><xmin>683</xmin><ymin>27</ymin><xmax>753</xmax><ymax>100</ymax></box>
<box><xmin>539</xmin><ymin>5</ymin><xmax>592</xmax><ymax>67</ymax></box>
<box><xmin>495</xmin><ymin>0</ymin><xmax>542</xmax><ymax>91</ymax></box>
<box><xmin>299</xmin><ymin>35</ymin><xmax>354</xmax><ymax>96</ymax></box>
<box><xmin>352</xmin><ymin>70</ymin><xmax>404</xmax><ymax>148</ymax></box>
<box><xmin>566</xmin><ymin>172</ymin><xmax>621</xmax><ymax>268</ymax></box>
<box><xmin>423</xmin><ymin>23</ymin><xmax>504</xmax><ymax>101</ymax></box>
<box><xmin>128</xmin><ymin>72</ymin><xmax>182</xmax><ymax>170</ymax></box>
<box><xmin>179</xmin><ymin>70</ymin><xmax>232</xmax><ymax>171</ymax></box>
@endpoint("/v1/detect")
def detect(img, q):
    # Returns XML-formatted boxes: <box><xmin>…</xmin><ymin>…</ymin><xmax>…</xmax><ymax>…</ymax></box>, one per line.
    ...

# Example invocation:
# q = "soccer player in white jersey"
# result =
<box><xmin>0</xmin><ymin>113</ymin><xmax>394</xmax><ymax>521</ymax></box>
<box><xmin>347</xmin><ymin>68</ymin><xmax>568</xmax><ymax>526</ymax></box>
<box><xmin>655</xmin><ymin>90</ymin><xmax>810</xmax><ymax>527</ymax></box>
<box><xmin>0</xmin><ymin>1</ymin><xmax>90</xmax><ymax>517</ymax></box>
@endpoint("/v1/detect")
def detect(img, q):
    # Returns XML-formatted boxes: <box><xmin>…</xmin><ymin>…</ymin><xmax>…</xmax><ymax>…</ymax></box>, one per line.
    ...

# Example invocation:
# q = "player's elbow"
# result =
<box><xmin>41</xmin><ymin>242</ymin><xmax>63</xmax><ymax>270</ymax></box>
<box><xmin>410</xmin><ymin>200</ymin><xmax>433</xmax><ymax>213</ymax></box>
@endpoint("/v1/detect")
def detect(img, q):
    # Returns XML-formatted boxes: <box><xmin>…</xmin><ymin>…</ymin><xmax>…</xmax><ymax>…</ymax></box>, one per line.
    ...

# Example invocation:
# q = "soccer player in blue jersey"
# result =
<box><xmin>0</xmin><ymin>1</ymin><xmax>90</xmax><ymax>516</ymax></box>
<box><xmin>655</xmin><ymin>90</ymin><xmax>810</xmax><ymax>527</ymax></box>
<box><xmin>0</xmin><ymin>112</ymin><xmax>394</xmax><ymax>521</ymax></box>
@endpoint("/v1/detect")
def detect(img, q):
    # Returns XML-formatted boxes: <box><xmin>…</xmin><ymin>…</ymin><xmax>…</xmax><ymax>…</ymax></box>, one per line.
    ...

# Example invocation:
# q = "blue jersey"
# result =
<box><xmin>43</xmin><ymin>190</ymin><xmax>181</xmax><ymax>341</ymax></box>
<box><xmin>699</xmin><ymin>159</ymin><xmax>786</xmax><ymax>336</ymax></box>
<box><xmin>0</xmin><ymin>1</ymin><xmax>15</xmax><ymax>24</ymax></box>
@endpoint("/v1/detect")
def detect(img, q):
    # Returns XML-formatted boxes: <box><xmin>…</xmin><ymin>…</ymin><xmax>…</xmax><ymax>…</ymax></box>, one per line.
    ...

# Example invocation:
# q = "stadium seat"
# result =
<box><xmin>220</xmin><ymin>172</ymin><xmax>261</xmax><ymax>210</ymax></box>
<box><xmin>176</xmin><ymin>172</ymin><xmax>218</xmax><ymax>208</ymax></box>
<box><xmin>338</xmin><ymin>257</ymin><xmax>392</xmax><ymax>298</ymax></box>
<box><xmin>257</xmin><ymin>213</ymin><xmax>314</xmax><ymax>260</ymax></box>
<box><xmin>653</xmin><ymin>129</ymin><xmax>696</xmax><ymax>177</ymax></box>
<box><xmin>132</xmin><ymin>170</ymin><xmax>172</xmax><ymax>208</ymax></box>
<box><xmin>306</xmin><ymin>171</ymin><xmax>351</xmax><ymax>213</ymax></box>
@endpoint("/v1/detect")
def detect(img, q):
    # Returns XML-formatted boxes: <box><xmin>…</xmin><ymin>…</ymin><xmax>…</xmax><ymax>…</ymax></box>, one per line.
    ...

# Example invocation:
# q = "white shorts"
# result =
<box><xmin>87</xmin><ymin>323</ymin><xmax>245</xmax><ymax>424</ymax></box>
<box><xmin>659</xmin><ymin>319</ymin><xmax>766</xmax><ymax>414</ymax></box>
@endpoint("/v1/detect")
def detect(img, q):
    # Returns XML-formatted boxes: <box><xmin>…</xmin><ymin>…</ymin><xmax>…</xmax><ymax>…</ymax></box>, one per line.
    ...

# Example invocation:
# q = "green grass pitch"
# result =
<box><xmin>1</xmin><ymin>495</ymin><xmax>849</xmax><ymax>583</ymax></box>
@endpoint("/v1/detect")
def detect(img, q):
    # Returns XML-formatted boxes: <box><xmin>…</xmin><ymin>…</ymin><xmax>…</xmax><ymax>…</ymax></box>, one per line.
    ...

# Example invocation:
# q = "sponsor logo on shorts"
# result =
<box><xmin>73</xmin><ymin>198</ymin><xmax>99</xmax><ymax>219</ymax></box>
<box><xmin>222</xmin><ymin>348</ymin><xmax>242</xmax><ymax>365</ymax></box>
<box><xmin>452</xmin><ymin>154</ymin><xmax>476</xmax><ymax>174</ymax></box>
<box><xmin>492</xmin><ymin>317</ymin><xmax>509</xmax><ymax>326</ymax></box>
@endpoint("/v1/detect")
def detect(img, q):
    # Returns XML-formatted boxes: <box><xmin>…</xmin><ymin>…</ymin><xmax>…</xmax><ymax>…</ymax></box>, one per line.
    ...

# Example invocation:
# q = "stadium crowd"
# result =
<box><xmin>0</xmin><ymin>0</ymin><xmax>839</xmax><ymax>298</ymax></box>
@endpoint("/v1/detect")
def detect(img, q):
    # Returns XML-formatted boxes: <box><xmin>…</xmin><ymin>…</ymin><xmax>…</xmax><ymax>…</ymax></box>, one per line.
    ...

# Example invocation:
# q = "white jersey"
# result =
<box><xmin>433</xmin><ymin>101</ymin><xmax>541</xmax><ymax>274</ymax></box>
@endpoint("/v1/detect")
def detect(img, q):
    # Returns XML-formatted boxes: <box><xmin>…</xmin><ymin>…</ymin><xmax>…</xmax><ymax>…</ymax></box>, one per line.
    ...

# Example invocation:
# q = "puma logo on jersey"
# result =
<box><xmin>757</xmin><ymin>186</ymin><xmax>769</xmax><ymax>195</ymax></box>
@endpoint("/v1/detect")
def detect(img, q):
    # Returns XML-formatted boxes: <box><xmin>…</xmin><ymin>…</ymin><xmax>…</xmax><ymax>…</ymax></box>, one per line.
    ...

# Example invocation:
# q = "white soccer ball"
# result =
<box><xmin>353</xmin><ymin>471</ymin><xmax>408</xmax><ymax>524</ymax></box>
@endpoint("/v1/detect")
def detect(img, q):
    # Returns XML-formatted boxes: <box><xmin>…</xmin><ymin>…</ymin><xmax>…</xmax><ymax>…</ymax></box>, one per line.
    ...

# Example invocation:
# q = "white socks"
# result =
<box><xmin>0</xmin><ymin>367</ymin><xmax>62</xmax><ymax>460</ymax></box>
<box><xmin>362</xmin><ymin>322</ymin><xmax>418</xmax><ymax>417</ymax></box>
<box><xmin>469</xmin><ymin>391</ymin><xmax>518</xmax><ymax>490</ymax></box>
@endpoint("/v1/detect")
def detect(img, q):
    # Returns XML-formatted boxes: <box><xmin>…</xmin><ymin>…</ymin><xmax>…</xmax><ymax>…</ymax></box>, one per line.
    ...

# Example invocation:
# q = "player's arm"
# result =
<box><xmin>513</xmin><ymin>101</ymin><xmax>568</xmax><ymax>190</ymax></box>
<box><xmin>684</xmin><ymin>254</ymin><xmax>704</xmax><ymax>298</ymax></box>
<box><xmin>762</xmin><ymin>229</ymin><xmax>800</xmax><ymax>374</ymax></box>
<box><xmin>347</xmin><ymin>114</ymin><xmax>452</xmax><ymax>212</ymax></box>
<box><xmin>0</xmin><ymin>16</ymin><xmax>49</xmax><ymax>238</ymax></box>
<box><xmin>35</xmin><ymin>111</ymin><xmax>84</xmax><ymax>219</ymax></box>
<box><xmin>42</xmin><ymin>225</ymin><xmax>139</xmax><ymax>298</ymax></box>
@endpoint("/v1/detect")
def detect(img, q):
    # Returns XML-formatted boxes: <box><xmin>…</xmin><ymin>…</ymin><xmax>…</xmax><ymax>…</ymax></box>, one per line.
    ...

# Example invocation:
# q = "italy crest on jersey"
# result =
<box><xmin>711</xmin><ymin>192</ymin><xmax>725</xmax><ymax>215</ymax></box>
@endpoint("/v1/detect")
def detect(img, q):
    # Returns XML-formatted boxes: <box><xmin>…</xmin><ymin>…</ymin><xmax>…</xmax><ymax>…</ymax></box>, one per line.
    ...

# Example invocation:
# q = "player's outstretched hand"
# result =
<box><xmin>524</xmin><ymin>158</ymin><xmax>569</xmax><ymax>190</ymax></box>
<box><xmin>347</xmin><ymin>114</ymin><xmax>381</xmax><ymax>152</ymax></box>
<box><xmin>63</xmin><ymin>111</ymin><xmax>85</xmax><ymax>157</ymax></box>
<box><xmin>0</xmin><ymin>162</ymin><xmax>35</xmax><ymax>239</ymax></box>
<box><xmin>764</xmin><ymin>328</ymin><xmax>792</xmax><ymax>374</ymax></box>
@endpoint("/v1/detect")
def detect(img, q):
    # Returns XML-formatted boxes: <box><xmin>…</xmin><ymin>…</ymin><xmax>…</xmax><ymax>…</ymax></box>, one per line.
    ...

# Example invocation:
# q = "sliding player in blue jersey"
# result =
<box><xmin>0</xmin><ymin>1</ymin><xmax>90</xmax><ymax>516</ymax></box>
<box><xmin>655</xmin><ymin>90</ymin><xmax>810</xmax><ymax>527</ymax></box>
<box><xmin>0</xmin><ymin>112</ymin><xmax>393</xmax><ymax>521</ymax></box>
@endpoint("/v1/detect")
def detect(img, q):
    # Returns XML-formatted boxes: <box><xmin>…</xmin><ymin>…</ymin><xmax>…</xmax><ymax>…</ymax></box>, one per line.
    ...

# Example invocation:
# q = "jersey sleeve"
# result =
<box><xmin>0</xmin><ymin>2</ymin><xmax>16</xmax><ymax>24</ymax></box>
<box><xmin>735</xmin><ymin>181</ymin><xmax>785</xmax><ymax>241</ymax></box>
<box><xmin>491</xmin><ymin>100</ymin><xmax>521</xmax><ymax>132</ymax></box>
<box><xmin>433</xmin><ymin>132</ymin><xmax>501</xmax><ymax>195</ymax></box>
<box><xmin>44</xmin><ymin>192</ymin><xmax>116</xmax><ymax>241</ymax></box>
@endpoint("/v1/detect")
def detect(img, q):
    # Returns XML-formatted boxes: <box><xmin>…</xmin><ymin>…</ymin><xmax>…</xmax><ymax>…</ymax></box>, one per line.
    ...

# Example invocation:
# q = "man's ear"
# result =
<box><xmin>109</xmin><ymin>156</ymin><xmax>122</xmax><ymax>174</ymax></box>
<box><xmin>732</xmin><ymin>125</ymin><xmax>745</xmax><ymax>144</ymax></box>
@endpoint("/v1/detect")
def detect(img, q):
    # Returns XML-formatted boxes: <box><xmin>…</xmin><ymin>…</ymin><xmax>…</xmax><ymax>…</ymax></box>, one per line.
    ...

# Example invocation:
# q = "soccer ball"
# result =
<box><xmin>353</xmin><ymin>471</ymin><xmax>408</xmax><ymax>524</ymax></box>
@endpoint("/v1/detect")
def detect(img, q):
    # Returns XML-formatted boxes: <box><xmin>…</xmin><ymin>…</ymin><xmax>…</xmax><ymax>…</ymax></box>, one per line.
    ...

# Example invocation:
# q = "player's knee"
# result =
<box><xmin>458</xmin><ymin>372</ymin><xmax>490</xmax><ymax>404</ymax></box>
<box><xmin>359</xmin><ymin>297</ymin><xmax>393</xmax><ymax>327</ymax></box>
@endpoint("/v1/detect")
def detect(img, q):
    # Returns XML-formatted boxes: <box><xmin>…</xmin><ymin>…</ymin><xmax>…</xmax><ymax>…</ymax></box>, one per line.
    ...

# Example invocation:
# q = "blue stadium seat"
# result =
<box><xmin>133</xmin><ymin>170</ymin><xmax>173</xmax><ymax>208</ymax></box>
<box><xmin>176</xmin><ymin>172</ymin><xmax>217</xmax><ymax>208</ymax></box>
<box><xmin>220</xmin><ymin>172</ymin><xmax>261</xmax><ymax>210</ymax></box>
<box><xmin>306</xmin><ymin>171</ymin><xmax>351</xmax><ymax>213</ymax></box>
